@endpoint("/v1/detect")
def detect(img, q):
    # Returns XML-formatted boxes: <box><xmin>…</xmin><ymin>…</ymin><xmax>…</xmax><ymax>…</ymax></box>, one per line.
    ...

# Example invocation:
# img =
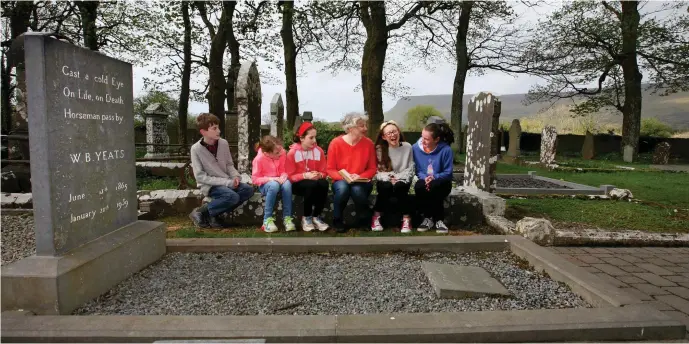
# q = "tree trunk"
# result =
<box><xmin>76</xmin><ymin>1</ymin><xmax>99</xmax><ymax>51</ymax></box>
<box><xmin>451</xmin><ymin>1</ymin><xmax>473</xmax><ymax>154</ymax></box>
<box><xmin>207</xmin><ymin>3</ymin><xmax>230</xmax><ymax>136</ymax></box>
<box><xmin>225</xmin><ymin>1</ymin><xmax>239</xmax><ymax>115</ymax></box>
<box><xmin>360</xmin><ymin>1</ymin><xmax>388</xmax><ymax>139</ymax></box>
<box><xmin>1</xmin><ymin>50</ymin><xmax>12</xmax><ymax>135</ymax></box>
<box><xmin>280</xmin><ymin>0</ymin><xmax>299</xmax><ymax>132</ymax></box>
<box><xmin>619</xmin><ymin>0</ymin><xmax>642</xmax><ymax>162</ymax></box>
<box><xmin>178</xmin><ymin>1</ymin><xmax>192</xmax><ymax>148</ymax></box>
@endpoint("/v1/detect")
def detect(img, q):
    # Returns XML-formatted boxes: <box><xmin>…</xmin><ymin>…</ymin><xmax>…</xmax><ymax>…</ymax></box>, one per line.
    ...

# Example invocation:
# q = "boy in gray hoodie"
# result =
<box><xmin>189</xmin><ymin>113</ymin><xmax>253</xmax><ymax>228</ymax></box>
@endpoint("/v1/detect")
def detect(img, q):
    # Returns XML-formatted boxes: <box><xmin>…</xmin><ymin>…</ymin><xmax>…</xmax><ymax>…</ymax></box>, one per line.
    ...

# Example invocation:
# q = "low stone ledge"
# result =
<box><xmin>485</xmin><ymin>215</ymin><xmax>515</xmax><ymax>234</ymax></box>
<box><xmin>137</xmin><ymin>188</ymin><xmax>490</xmax><ymax>228</ymax></box>
<box><xmin>554</xmin><ymin>228</ymin><xmax>689</xmax><ymax>247</ymax></box>
<box><xmin>452</xmin><ymin>186</ymin><xmax>505</xmax><ymax>217</ymax></box>
<box><xmin>136</xmin><ymin>162</ymin><xmax>186</xmax><ymax>178</ymax></box>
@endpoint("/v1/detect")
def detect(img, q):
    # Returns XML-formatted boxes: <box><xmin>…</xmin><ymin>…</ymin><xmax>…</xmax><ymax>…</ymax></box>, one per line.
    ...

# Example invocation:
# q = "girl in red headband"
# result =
<box><xmin>285</xmin><ymin>122</ymin><xmax>330</xmax><ymax>232</ymax></box>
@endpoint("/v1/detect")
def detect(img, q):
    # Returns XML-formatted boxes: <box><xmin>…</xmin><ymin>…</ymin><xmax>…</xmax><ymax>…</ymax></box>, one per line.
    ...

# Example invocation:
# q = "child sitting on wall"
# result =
<box><xmin>251</xmin><ymin>135</ymin><xmax>295</xmax><ymax>233</ymax></box>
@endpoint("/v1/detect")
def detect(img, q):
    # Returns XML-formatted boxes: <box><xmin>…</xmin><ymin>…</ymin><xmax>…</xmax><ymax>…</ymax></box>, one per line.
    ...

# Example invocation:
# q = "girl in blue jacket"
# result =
<box><xmin>412</xmin><ymin>122</ymin><xmax>455</xmax><ymax>233</ymax></box>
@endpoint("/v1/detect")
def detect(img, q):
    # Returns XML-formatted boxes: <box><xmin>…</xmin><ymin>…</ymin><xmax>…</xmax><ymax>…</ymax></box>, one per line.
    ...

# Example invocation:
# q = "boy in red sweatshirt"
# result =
<box><xmin>252</xmin><ymin>136</ymin><xmax>295</xmax><ymax>233</ymax></box>
<box><xmin>326</xmin><ymin>113</ymin><xmax>377</xmax><ymax>233</ymax></box>
<box><xmin>285</xmin><ymin>122</ymin><xmax>330</xmax><ymax>232</ymax></box>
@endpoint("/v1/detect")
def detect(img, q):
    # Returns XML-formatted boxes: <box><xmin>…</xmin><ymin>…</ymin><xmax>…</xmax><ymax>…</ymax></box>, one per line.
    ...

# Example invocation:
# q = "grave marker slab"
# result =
<box><xmin>581</xmin><ymin>131</ymin><xmax>595</xmax><ymax>160</ymax></box>
<box><xmin>235</xmin><ymin>61</ymin><xmax>262</xmax><ymax>174</ymax></box>
<box><xmin>270</xmin><ymin>93</ymin><xmax>284</xmax><ymax>140</ymax></box>
<box><xmin>1</xmin><ymin>33</ymin><xmax>165</xmax><ymax>315</ymax></box>
<box><xmin>504</xmin><ymin>119</ymin><xmax>522</xmax><ymax>164</ymax></box>
<box><xmin>652</xmin><ymin>142</ymin><xmax>671</xmax><ymax>165</ymax></box>
<box><xmin>464</xmin><ymin>92</ymin><xmax>501</xmax><ymax>192</ymax></box>
<box><xmin>540</xmin><ymin>125</ymin><xmax>557</xmax><ymax>165</ymax></box>
<box><xmin>422</xmin><ymin>262</ymin><xmax>511</xmax><ymax>299</ymax></box>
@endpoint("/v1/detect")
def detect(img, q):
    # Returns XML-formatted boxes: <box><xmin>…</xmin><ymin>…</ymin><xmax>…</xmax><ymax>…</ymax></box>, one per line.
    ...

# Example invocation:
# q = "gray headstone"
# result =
<box><xmin>422</xmin><ymin>262</ymin><xmax>511</xmax><ymax>299</ymax></box>
<box><xmin>235</xmin><ymin>61</ymin><xmax>262</xmax><ymax>174</ymax></box>
<box><xmin>427</xmin><ymin>115</ymin><xmax>446</xmax><ymax>125</ymax></box>
<box><xmin>270</xmin><ymin>93</ymin><xmax>284</xmax><ymax>140</ymax></box>
<box><xmin>504</xmin><ymin>119</ymin><xmax>522</xmax><ymax>164</ymax></box>
<box><xmin>464</xmin><ymin>92</ymin><xmax>501</xmax><ymax>192</ymax></box>
<box><xmin>540</xmin><ymin>125</ymin><xmax>557</xmax><ymax>165</ymax></box>
<box><xmin>302</xmin><ymin>111</ymin><xmax>313</xmax><ymax>122</ymax></box>
<box><xmin>652</xmin><ymin>142</ymin><xmax>671</xmax><ymax>165</ymax></box>
<box><xmin>143</xmin><ymin>102</ymin><xmax>170</xmax><ymax>158</ymax></box>
<box><xmin>23</xmin><ymin>34</ymin><xmax>136</xmax><ymax>255</ymax></box>
<box><xmin>581</xmin><ymin>130</ymin><xmax>595</xmax><ymax>160</ymax></box>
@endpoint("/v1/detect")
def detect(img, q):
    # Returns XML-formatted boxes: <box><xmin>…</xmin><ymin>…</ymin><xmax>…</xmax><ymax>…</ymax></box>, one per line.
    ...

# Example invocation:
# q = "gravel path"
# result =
<box><xmin>74</xmin><ymin>251</ymin><xmax>589</xmax><ymax>316</ymax></box>
<box><xmin>1</xmin><ymin>214</ymin><xmax>35</xmax><ymax>266</ymax></box>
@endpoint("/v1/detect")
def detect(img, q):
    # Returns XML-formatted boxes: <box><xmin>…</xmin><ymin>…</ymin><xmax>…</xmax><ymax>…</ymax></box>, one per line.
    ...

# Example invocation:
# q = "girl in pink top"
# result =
<box><xmin>251</xmin><ymin>136</ymin><xmax>294</xmax><ymax>233</ymax></box>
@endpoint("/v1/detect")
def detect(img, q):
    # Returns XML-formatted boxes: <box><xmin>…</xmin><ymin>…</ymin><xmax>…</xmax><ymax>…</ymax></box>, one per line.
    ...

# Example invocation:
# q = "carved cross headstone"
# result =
<box><xmin>540</xmin><ymin>125</ymin><xmax>557</xmax><ymax>165</ymax></box>
<box><xmin>235</xmin><ymin>61</ymin><xmax>262</xmax><ymax>174</ymax></box>
<box><xmin>652</xmin><ymin>142</ymin><xmax>671</xmax><ymax>165</ymax></box>
<box><xmin>270</xmin><ymin>93</ymin><xmax>284</xmax><ymax>140</ymax></box>
<box><xmin>581</xmin><ymin>130</ymin><xmax>595</xmax><ymax>160</ymax></box>
<box><xmin>504</xmin><ymin>119</ymin><xmax>522</xmax><ymax>164</ymax></box>
<box><xmin>464</xmin><ymin>92</ymin><xmax>501</xmax><ymax>192</ymax></box>
<box><xmin>143</xmin><ymin>103</ymin><xmax>170</xmax><ymax>158</ymax></box>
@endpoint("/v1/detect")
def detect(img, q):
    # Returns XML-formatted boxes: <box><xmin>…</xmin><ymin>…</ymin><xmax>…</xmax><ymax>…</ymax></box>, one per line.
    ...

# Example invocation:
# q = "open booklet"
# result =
<box><xmin>338</xmin><ymin>169</ymin><xmax>370</xmax><ymax>183</ymax></box>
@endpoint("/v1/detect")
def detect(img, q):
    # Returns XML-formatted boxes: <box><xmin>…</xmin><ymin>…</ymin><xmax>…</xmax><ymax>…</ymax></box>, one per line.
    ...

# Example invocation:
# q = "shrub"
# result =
<box><xmin>640</xmin><ymin>118</ymin><xmax>674</xmax><ymax>138</ymax></box>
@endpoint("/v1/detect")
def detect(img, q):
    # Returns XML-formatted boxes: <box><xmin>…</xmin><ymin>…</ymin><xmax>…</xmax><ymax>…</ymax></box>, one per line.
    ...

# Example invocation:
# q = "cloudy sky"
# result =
<box><xmin>128</xmin><ymin>1</ymin><xmax>674</xmax><ymax>123</ymax></box>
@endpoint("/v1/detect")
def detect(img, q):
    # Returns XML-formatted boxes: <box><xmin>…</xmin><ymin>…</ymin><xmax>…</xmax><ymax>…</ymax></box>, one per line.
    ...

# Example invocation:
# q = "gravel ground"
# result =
<box><xmin>1</xmin><ymin>214</ymin><xmax>35</xmax><ymax>266</ymax></box>
<box><xmin>453</xmin><ymin>175</ymin><xmax>573</xmax><ymax>189</ymax></box>
<box><xmin>73</xmin><ymin>251</ymin><xmax>590</xmax><ymax>316</ymax></box>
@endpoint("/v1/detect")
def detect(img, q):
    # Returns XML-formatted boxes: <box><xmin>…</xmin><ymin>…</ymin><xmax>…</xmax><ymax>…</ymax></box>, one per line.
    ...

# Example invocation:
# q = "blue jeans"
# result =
<box><xmin>207</xmin><ymin>183</ymin><xmax>254</xmax><ymax>217</ymax></box>
<box><xmin>332</xmin><ymin>180</ymin><xmax>372</xmax><ymax>222</ymax></box>
<box><xmin>259</xmin><ymin>180</ymin><xmax>292</xmax><ymax>221</ymax></box>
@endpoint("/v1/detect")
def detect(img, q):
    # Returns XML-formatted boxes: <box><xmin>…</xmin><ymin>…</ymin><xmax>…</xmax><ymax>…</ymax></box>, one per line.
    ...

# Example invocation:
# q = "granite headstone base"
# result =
<box><xmin>1</xmin><ymin>220</ymin><xmax>166</xmax><ymax>315</ymax></box>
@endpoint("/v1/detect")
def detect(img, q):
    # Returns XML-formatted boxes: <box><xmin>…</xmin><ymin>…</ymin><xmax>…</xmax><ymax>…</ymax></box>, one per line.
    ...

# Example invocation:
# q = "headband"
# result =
<box><xmin>380</xmin><ymin>120</ymin><xmax>398</xmax><ymax>130</ymax></box>
<box><xmin>297</xmin><ymin>122</ymin><xmax>314</xmax><ymax>137</ymax></box>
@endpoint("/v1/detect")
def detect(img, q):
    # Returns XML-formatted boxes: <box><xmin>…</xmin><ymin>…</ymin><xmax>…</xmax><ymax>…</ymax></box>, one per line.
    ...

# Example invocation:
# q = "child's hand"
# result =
<box><xmin>278</xmin><ymin>176</ymin><xmax>287</xmax><ymax>184</ymax></box>
<box><xmin>232</xmin><ymin>177</ymin><xmax>240</xmax><ymax>189</ymax></box>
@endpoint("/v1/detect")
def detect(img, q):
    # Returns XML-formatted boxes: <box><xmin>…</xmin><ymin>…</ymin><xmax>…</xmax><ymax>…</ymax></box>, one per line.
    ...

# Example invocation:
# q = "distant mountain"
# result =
<box><xmin>384</xmin><ymin>88</ymin><xmax>689</xmax><ymax>130</ymax></box>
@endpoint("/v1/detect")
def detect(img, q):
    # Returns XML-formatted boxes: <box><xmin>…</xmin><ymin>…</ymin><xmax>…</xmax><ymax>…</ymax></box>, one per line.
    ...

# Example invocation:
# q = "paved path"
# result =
<box><xmin>551</xmin><ymin>246</ymin><xmax>689</xmax><ymax>337</ymax></box>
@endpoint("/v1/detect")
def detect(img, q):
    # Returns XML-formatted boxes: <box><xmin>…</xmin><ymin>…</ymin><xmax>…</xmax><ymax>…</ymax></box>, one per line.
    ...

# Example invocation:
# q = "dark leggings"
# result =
<box><xmin>292</xmin><ymin>179</ymin><xmax>329</xmax><ymax>217</ymax></box>
<box><xmin>414</xmin><ymin>179</ymin><xmax>452</xmax><ymax>221</ymax></box>
<box><xmin>374</xmin><ymin>181</ymin><xmax>411</xmax><ymax>215</ymax></box>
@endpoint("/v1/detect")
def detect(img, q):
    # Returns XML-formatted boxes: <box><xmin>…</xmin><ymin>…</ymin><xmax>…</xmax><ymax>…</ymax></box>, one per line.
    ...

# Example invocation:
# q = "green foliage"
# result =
<box><xmin>640</xmin><ymin>118</ymin><xmax>674</xmax><ymax>138</ymax></box>
<box><xmin>404</xmin><ymin>105</ymin><xmax>443</xmax><ymax>131</ymax></box>
<box><xmin>133</xmin><ymin>89</ymin><xmax>180</xmax><ymax>122</ymax></box>
<box><xmin>313</xmin><ymin>121</ymin><xmax>342</xmax><ymax>153</ymax></box>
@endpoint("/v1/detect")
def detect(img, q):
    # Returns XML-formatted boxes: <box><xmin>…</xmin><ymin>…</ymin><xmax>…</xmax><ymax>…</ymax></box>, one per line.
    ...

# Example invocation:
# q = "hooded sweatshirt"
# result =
<box><xmin>251</xmin><ymin>148</ymin><xmax>288</xmax><ymax>186</ymax></box>
<box><xmin>285</xmin><ymin>143</ymin><xmax>327</xmax><ymax>182</ymax></box>
<box><xmin>412</xmin><ymin>138</ymin><xmax>453</xmax><ymax>182</ymax></box>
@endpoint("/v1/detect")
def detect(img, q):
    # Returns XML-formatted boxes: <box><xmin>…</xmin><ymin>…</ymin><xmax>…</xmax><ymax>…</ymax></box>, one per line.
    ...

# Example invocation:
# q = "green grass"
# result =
<box><xmin>506</xmin><ymin>199</ymin><xmax>689</xmax><ymax>233</ymax></box>
<box><xmin>496</xmin><ymin>157</ymin><xmax>689</xmax><ymax>232</ymax></box>
<box><xmin>137</xmin><ymin>177</ymin><xmax>195</xmax><ymax>191</ymax></box>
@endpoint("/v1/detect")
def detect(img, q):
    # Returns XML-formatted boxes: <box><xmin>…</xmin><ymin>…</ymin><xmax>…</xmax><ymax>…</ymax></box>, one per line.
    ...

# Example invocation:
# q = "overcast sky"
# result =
<box><xmin>128</xmin><ymin>1</ymin><xmax>676</xmax><ymax>123</ymax></box>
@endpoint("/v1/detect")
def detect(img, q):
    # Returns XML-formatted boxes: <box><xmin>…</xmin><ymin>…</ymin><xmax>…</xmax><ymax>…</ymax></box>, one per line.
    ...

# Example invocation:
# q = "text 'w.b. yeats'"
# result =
<box><xmin>26</xmin><ymin>35</ymin><xmax>136</xmax><ymax>255</ymax></box>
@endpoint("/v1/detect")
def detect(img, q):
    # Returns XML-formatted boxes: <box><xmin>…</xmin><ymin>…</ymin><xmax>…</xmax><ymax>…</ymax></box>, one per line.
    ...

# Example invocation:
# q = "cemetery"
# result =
<box><xmin>1</xmin><ymin>1</ymin><xmax>689</xmax><ymax>343</ymax></box>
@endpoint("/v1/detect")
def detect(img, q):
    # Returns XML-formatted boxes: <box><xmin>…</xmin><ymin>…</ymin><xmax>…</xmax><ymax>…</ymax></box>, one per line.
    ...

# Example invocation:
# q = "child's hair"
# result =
<box><xmin>196</xmin><ymin>113</ymin><xmax>220</xmax><ymax>131</ymax></box>
<box><xmin>375</xmin><ymin>121</ymin><xmax>406</xmax><ymax>172</ymax></box>
<box><xmin>293</xmin><ymin>122</ymin><xmax>316</xmax><ymax>143</ymax></box>
<box><xmin>424</xmin><ymin>122</ymin><xmax>455</xmax><ymax>145</ymax></box>
<box><xmin>255</xmin><ymin>135</ymin><xmax>282</xmax><ymax>153</ymax></box>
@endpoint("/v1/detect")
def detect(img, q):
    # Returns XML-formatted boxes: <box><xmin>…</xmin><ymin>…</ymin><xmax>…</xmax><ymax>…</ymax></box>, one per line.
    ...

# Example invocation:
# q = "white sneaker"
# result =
<box><xmin>313</xmin><ymin>217</ymin><xmax>329</xmax><ymax>231</ymax></box>
<box><xmin>284</xmin><ymin>216</ymin><xmax>296</xmax><ymax>232</ymax></box>
<box><xmin>435</xmin><ymin>220</ymin><xmax>449</xmax><ymax>234</ymax></box>
<box><xmin>261</xmin><ymin>217</ymin><xmax>278</xmax><ymax>233</ymax></box>
<box><xmin>371</xmin><ymin>214</ymin><xmax>383</xmax><ymax>232</ymax></box>
<box><xmin>401</xmin><ymin>217</ymin><xmax>412</xmax><ymax>234</ymax></box>
<box><xmin>418</xmin><ymin>218</ymin><xmax>433</xmax><ymax>232</ymax></box>
<box><xmin>302</xmin><ymin>216</ymin><xmax>315</xmax><ymax>232</ymax></box>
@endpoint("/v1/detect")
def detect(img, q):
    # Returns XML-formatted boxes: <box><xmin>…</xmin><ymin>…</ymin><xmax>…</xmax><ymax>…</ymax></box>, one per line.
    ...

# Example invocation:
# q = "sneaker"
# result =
<box><xmin>435</xmin><ymin>220</ymin><xmax>449</xmax><ymax>234</ymax></box>
<box><xmin>333</xmin><ymin>219</ymin><xmax>348</xmax><ymax>233</ymax></box>
<box><xmin>313</xmin><ymin>217</ymin><xmax>329</xmax><ymax>232</ymax></box>
<box><xmin>371</xmin><ymin>214</ymin><xmax>383</xmax><ymax>232</ymax></box>
<box><xmin>418</xmin><ymin>218</ymin><xmax>433</xmax><ymax>232</ymax></box>
<box><xmin>189</xmin><ymin>207</ymin><xmax>210</xmax><ymax>229</ymax></box>
<box><xmin>401</xmin><ymin>217</ymin><xmax>412</xmax><ymax>234</ymax></box>
<box><xmin>261</xmin><ymin>217</ymin><xmax>278</xmax><ymax>233</ymax></box>
<box><xmin>284</xmin><ymin>216</ymin><xmax>296</xmax><ymax>232</ymax></box>
<box><xmin>301</xmin><ymin>216</ymin><xmax>315</xmax><ymax>232</ymax></box>
<box><xmin>208</xmin><ymin>215</ymin><xmax>228</xmax><ymax>229</ymax></box>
